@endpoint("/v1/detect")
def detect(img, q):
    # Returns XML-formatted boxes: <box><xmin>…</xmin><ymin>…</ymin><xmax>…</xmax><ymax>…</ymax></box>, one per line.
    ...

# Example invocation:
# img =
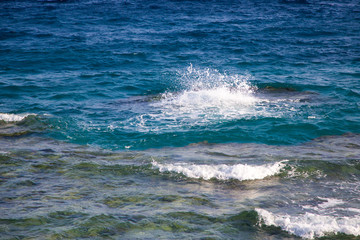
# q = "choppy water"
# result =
<box><xmin>1</xmin><ymin>0</ymin><xmax>360</xmax><ymax>239</ymax></box>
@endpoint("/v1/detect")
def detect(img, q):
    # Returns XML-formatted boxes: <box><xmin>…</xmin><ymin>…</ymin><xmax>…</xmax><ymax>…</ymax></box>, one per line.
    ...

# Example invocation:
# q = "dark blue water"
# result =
<box><xmin>1</xmin><ymin>0</ymin><xmax>360</xmax><ymax>239</ymax></box>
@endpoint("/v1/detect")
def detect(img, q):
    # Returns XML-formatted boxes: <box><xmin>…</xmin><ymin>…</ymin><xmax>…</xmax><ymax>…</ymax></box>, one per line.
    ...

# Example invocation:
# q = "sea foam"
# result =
<box><xmin>153</xmin><ymin>66</ymin><xmax>259</xmax><ymax>122</ymax></box>
<box><xmin>124</xmin><ymin>65</ymin><xmax>311</xmax><ymax>133</ymax></box>
<box><xmin>0</xmin><ymin>113</ymin><xmax>36</xmax><ymax>123</ymax></box>
<box><xmin>256</xmin><ymin>208</ymin><xmax>360</xmax><ymax>239</ymax></box>
<box><xmin>152</xmin><ymin>161</ymin><xmax>286</xmax><ymax>181</ymax></box>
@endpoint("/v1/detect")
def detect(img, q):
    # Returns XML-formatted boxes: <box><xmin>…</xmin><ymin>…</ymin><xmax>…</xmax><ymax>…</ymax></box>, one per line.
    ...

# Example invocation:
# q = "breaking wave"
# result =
<box><xmin>256</xmin><ymin>208</ymin><xmax>360</xmax><ymax>239</ymax></box>
<box><xmin>0</xmin><ymin>113</ymin><xmax>37</xmax><ymax>123</ymax></box>
<box><xmin>151</xmin><ymin>66</ymin><xmax>261</xmax><ymax>123</ymax></box>
<box><xmin>152</xmin><ymin>160</ymin><xmax>286</xmax><ymax>181</ymax></box>
<box><xmin>124</xmin><ymin>66</ymin><xmax>267</xmax><ymax>133</ymax></box>
<box><xmin>122</xmin><ymin>65</ymin><xmax>315</xmax><ymax>134</ymax></box>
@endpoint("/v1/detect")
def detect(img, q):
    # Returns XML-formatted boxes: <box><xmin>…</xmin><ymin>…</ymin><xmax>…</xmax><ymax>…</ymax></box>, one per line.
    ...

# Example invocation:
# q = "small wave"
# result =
<box><xmin>152</xmin><ymin>161</ymin><xmax>286</xmax><ymax>181</ymax></box>
<box><xmin>0</xmin><ymin>113</ymin><xmax>48</xmax><ymax>137</ymax></box>
<box><xmin>256</xmin><ymin>208</ymin><xmax>360</xmax><ymax>239</ymax></box>
<box><xmin>0</xmin><ymin>113</ymin><xmax>37</xmax><ymax>123</ymax></box>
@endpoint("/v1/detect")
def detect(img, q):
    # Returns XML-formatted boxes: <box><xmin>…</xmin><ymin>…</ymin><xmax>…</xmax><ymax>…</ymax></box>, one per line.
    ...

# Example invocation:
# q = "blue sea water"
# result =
<box><xmin>1</xmin><ymin>0</ymin><xmax>360</xmax><ymax>239</ymax></box>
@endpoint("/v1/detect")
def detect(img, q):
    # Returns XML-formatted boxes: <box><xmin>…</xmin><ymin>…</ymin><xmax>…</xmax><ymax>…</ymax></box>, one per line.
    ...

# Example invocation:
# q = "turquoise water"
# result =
<box><xmin>1</xmin><ymin>0</ymin><xmax>360</xmax><ymax>239</ymax></box>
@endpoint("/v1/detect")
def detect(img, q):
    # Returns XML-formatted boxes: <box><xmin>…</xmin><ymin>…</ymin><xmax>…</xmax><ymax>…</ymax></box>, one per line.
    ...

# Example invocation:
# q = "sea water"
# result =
<box><xmin>1</xmin><ymin>0</ymin><xmax>360</xmax><ymax>239</ymax></box>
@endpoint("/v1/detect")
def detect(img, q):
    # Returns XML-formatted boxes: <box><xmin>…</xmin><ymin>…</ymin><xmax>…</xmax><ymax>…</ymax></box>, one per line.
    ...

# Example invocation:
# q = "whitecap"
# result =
<box><xmin>256</xmin><ymin>208</ymin><xmax>360</xmax><ymax>239</ymax></box>
<box><xmin>152</xmin><ymin>161</ymin><xmax>286</xmax><ymax>181</ymax></box>
<box><xmin>0</xmin><ymin>113</ymin><xmax>36</xmax><ymax>123</ymax></box>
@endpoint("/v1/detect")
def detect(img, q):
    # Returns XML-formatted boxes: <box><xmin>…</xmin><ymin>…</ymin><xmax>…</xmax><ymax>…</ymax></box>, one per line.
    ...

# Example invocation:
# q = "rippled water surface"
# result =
<box><xmin>1</xmin><ymin>0</ymin><xmax>360</xmax><ymax>239</ymax></box>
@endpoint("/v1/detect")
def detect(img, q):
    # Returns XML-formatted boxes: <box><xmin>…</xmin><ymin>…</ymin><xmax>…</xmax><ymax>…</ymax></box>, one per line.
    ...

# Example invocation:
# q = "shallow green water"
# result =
<box><xmin>1</xmin><ymin>133</ymin><xmax>359</xmax><ymax>239</ymax></box>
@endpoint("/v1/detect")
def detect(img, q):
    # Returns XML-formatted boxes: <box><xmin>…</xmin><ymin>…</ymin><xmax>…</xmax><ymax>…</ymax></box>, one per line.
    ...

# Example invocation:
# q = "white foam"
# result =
<box><xmin>155</xmin><ymin>86</ymin><xmax>258</xmax><ymax>121</ymax></box>
<box><xmin>256</xmin><ymin>208</ymin><xmax>360</xmax><ymax>239</ymax></box>
<box><xmin>348</xmin><ymin>208</ymin><xmax>360</xmax><ymax>214</ymax></box>
<box><xmin>0</xmin><ymin>113</ymin><xmax>36</xmax><ymax>123</ymax></box>
<box><xmin>152</xmin><ymin>161</ymin><xmax>286</xmax><ymax>181</ymax></box>
<box><xmin>128</xmin><ymin>66</ymin><xmax>270</xmax><ymax>132</ymax></box>
<box><xmin>318</xmin><ymin>198</ymin><xmax>344</xmax><ymax>209</ymax></box>
<box><xmin>156</xmin><ymin>66</ymin><xmax>259</xmax><ymax>119</ymax></box>
<box><xmin>122</xmin><ymin>65</ymin><xmax>312</xmax><ymax>132</ymax></box>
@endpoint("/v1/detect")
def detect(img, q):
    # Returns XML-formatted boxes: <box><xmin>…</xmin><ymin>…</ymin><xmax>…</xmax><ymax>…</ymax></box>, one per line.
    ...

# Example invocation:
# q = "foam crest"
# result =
<box><xmin>256</xmin><ymin>208</ymin><xmax>360</xmax><ymax>239</ymax></box>
<box><xmin>0</xmin><ymin>113</ymin><xmax>36</xmax><ymax>123</ymax></box>
<box><xmin>152</xmin><ymin>161</ymin><xmax>285</xmax><ymax>181</ymax></box>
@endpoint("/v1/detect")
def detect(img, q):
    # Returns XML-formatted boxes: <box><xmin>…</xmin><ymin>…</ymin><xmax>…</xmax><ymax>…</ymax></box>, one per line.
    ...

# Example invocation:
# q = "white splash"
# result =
<box><xmin>0</xmin><ymin>113</ymin><xmax>36</xmax><ymax>123</ymax></box>
<box><xmin>152</xmin><ymin>65</ymin><xmax>260</xmax><ymax>123</ymax></box>
<box><xmin>256</xmin><ymin>208</ymin><xmax>360</xmax><ymax>239</ymax></box>
<box><xmin>152</xmin><ymin>161</ymin><xmax>286</xmax><ymax>181</ymax></box>
<box><xmin>122</xmin><ymin>65</ymin><xmax>311</xmax><ymax>133</ymax></box>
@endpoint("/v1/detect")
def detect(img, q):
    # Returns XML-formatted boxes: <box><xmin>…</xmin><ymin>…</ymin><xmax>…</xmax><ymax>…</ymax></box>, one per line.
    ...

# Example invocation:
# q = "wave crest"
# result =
<box><xmin>256</xmin><ymin>208</ymin><xmax>360</xmax><ymax>239</ymax></box>
<box><xmin>0</xmin><ymin>113</ymin><xmax>37</xmax><ymax>123</ymax></box>
<box><xmin>152</xmin><ymin>161</ymin><xmax>286</xmax><ymax>181</ymax></box>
